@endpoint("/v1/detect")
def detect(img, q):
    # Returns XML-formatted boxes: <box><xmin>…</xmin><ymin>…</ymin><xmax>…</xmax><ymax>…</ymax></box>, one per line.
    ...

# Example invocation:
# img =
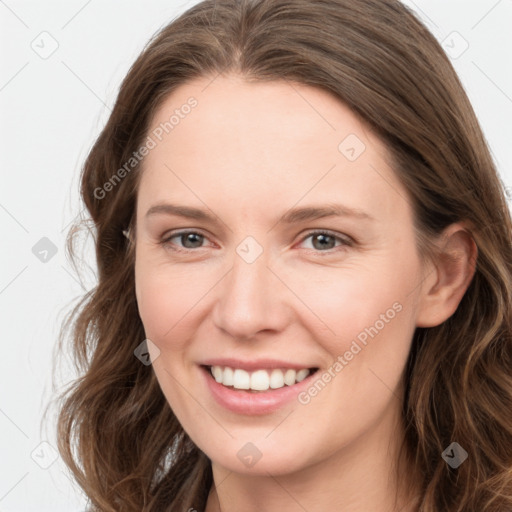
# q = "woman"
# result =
<box><xmin>56</xmin><ymin>0</ymin><xmax>512</xmax><ymax>510</ymax></box>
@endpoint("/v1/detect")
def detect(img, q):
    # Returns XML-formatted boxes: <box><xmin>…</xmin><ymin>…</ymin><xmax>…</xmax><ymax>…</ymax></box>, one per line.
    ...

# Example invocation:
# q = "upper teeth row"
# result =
<box><xmin>210</xmin><ymin>366</ymin><xmax>312</xmax><ymax>391</ymax></box>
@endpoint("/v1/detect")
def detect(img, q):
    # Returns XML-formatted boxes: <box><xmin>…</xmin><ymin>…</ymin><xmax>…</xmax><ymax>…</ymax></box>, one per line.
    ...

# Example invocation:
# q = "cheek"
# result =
<box><xmin>135</xmin><ymin>269</ymin><xmax>170</xmax><ymax>339</ymax></box>
<box><xmin>302</xmin><ymin>263</ymin><xmax>418</xmax><ymax>401</ymax></box>
<box><xmin>292</xmin><ymin>261</ymin><xmax>420</xmax><ymax>413</ymax></box>
<box><xmin>134</xmin><ymin>256</ymin><xmax>219</xmax><ymax>349</ymax></box>
<box><xmin>283</xmin><ymin>258</ymin><xmax>416</xmax><ymax>348</ymax></box>
<box><xmin>293</xmin><ymin>277</ymin><xmax>417</xmax><ymax>449</ymax></box>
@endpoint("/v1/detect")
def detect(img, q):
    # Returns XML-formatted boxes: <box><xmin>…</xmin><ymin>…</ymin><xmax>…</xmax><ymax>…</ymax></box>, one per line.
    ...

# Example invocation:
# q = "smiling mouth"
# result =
<box><xmin>202</xmin><ymin>365</ymin><xmax>319</xmax><ymax>393</ymax></box>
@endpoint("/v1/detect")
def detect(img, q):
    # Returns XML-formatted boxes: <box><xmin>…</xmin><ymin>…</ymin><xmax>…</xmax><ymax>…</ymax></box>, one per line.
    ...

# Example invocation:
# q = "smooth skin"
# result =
<box><xmin>134</xmin><ymin>74</ymin><xmax>477</xmax><ymax>511</ymax></box>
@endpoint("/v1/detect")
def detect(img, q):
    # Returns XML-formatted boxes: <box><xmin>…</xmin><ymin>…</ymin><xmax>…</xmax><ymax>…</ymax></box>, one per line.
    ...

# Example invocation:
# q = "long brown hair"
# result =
<box><xmin>54</xmin><ymin>0</ymin><xmax>512</xmax><ymax>510</ymax></box>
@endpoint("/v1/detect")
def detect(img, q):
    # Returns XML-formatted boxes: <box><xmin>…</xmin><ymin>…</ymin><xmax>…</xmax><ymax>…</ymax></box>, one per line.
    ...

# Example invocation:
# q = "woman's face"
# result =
<box><xmin>134</xmin><ymin>74</ymin><xmax>428</xmax><ymax>475</ymax></box>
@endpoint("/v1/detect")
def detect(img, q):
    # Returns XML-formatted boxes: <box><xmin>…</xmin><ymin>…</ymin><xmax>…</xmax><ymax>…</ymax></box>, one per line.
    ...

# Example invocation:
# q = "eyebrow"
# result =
<box><xmin>145</xmin><ymin>202</ymin><xmax>375</xmax><ymax>224</ymax></box>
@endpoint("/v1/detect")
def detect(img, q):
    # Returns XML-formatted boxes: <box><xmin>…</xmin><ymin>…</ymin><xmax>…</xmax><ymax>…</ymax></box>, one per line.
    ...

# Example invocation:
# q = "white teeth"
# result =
<box><xmin>296</xmin><ymin>368</ymin><xmax>310</xmax><ymax>382</ymax></box>
<box><xmin>269</xmin><ymin>369</ymin><xmax>284</xmax><ymax>389</ymax></box>
<box><xmin>209</xmin><ymin>365</ymin><xmax>313</xmax><ymax>391</ymax></box>
<box><xmin>233</xmin><ymin>369</ymin><xmax>250</xmax><ymax>389</ymax></box>
<box><xmin>223</xmin><ymin>366</ymin><xmax>234</xmax><ymax>386</ymax></box>
<box><xmin>284</xmin><ymin>369</ymin><xmax>296</xmax><ymax>386</ymax></box>
<box><xmin>250</xmin><ymin>370</ymin><xmax>270</xmax><ymax>391</ymax></box>
<box><xmin>213</xmin><ymin>366</ymin><xmax>223</xmax><ymax>383</ymax></box>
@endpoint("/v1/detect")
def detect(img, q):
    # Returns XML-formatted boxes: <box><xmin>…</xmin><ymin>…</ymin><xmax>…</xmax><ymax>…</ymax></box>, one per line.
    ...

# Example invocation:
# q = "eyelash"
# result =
<box><xmin>159</xmin><ymin>229</ymin><xmax>354</xmax><ymax>255</ymax></box>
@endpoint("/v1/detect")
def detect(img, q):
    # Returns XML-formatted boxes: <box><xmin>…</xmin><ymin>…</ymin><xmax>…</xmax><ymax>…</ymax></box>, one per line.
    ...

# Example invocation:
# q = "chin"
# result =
<box><xmin>204</xmin><ymin>440</ymin><xmax>314</xmax><ymax>476</ymax></box>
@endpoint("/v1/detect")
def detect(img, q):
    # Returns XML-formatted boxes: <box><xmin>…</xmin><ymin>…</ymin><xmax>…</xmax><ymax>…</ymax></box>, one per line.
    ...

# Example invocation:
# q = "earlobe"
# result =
<box><xmin>415</xmin><ymin>223</ymin><xmax>478</xmax><ymax>328</ymax></box>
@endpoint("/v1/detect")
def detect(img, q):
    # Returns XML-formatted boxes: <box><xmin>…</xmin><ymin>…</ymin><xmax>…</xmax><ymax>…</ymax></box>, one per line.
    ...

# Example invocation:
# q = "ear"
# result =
<box><xmin>415</xmin><ymin>222</ymin><xmax>478</xmax><ymax>328</ymax></box>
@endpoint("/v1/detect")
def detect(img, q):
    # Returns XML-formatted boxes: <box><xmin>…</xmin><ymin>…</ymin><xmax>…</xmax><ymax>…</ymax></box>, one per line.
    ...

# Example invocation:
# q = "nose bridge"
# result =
<box><xmin>213</xmin><ymin>237</ymin><xmax>287</xmax><ymax>339</ymax></box>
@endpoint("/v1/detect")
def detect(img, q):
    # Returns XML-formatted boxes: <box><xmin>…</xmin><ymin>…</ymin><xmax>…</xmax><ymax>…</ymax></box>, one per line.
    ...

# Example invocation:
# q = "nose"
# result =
<box><xmin>212</xmin><ymin>246</ymin><xmax>291</xmax><ymax>341</ymax></box>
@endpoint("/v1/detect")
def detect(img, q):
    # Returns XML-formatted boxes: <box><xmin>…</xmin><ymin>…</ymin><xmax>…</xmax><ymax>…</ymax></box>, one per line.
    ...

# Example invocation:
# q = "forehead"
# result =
<box><xmin>137</xmin><ymin>74</ymin><xmax>411</xmax><ymax>225</ymax></box>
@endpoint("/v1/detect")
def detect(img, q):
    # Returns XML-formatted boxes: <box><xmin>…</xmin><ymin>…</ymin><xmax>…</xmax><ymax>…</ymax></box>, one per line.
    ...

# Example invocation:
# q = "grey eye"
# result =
<box><xmin>173</xmin><ymin>232</ymin><xmax>205</xmax><ymax>249</ymax></box>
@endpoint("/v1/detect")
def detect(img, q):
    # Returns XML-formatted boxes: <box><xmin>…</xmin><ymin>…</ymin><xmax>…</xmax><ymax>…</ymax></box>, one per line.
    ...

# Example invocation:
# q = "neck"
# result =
<box><xmin>205</xmin><ymin>396</ymin><xmax>422</xmax><ymax>512</ymax></box>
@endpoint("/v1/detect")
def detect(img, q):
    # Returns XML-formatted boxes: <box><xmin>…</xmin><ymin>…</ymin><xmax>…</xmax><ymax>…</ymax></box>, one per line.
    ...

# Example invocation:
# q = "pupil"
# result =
<box><xmin>313</xmin><ymin>234</ymin><xmax>334</xmax><ymax>250</ymax></box>
<box><xmin>183</xmin><ymin>233</ymin><xmax>203</xmax><ymax>248</ymax></box>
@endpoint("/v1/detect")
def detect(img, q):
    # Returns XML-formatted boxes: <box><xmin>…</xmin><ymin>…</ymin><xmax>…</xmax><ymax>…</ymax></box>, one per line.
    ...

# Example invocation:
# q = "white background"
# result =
<box><xmin>1</xmin><ymin>1</ymin><xmax>511</xmax><ymax>510</ymax></box>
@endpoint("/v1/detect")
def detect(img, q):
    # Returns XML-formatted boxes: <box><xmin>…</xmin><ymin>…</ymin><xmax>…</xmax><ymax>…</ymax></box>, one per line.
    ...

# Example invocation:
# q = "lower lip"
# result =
<box><xmin>200</xmin><ymin>365</ymin><xmax>318</xmax><ymax>415</ymax></box>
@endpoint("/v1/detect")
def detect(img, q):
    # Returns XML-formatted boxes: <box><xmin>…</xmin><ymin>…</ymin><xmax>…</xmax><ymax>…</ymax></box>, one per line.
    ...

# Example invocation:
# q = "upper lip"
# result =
<box><xmin>200</xmin><ymin>358</ymin><xmax>318</xmax><ymax>372</ymax></box>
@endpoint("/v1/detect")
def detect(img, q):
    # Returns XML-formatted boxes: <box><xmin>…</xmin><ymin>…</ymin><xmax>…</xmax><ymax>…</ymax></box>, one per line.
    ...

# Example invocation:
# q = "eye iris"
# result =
<box><xmin>312</xmin><ymin>233</ymin><xmax>335</xmax><ymax>250</ymax></box>
<box><xmin>181</xmin><ymin>233</ymin><xmax>203</xmax><ymax>249</ymax></box>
